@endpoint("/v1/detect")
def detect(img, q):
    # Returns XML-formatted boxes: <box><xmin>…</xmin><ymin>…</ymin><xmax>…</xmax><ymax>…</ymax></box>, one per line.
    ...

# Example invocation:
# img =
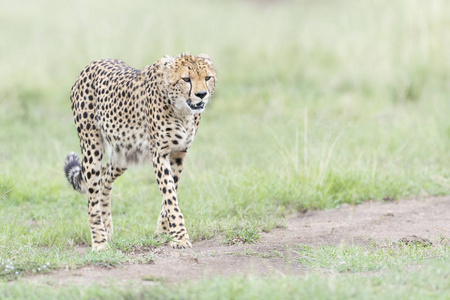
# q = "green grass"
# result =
<box><xmin>297</xmin><ymin>242</ymin><xmax>450</xmax><ymax>273</ymax></box>
<box><xmin>1</xmin><ymin>0</ymin><xmax>450</xmax><ymax>297</ymax></box>
<box><xmin>223</xmin><ymin>228</ymin><xmax>261</xmax><ymax>245</ymax></box>
<box><xmin>1</xmin><ymin>258</ymin><xmax>449</xmax><ymax>300</ymax></box>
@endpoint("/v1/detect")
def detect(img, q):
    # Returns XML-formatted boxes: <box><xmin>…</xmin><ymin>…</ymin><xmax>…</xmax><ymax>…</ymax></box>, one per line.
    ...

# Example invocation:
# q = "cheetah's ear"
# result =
<box><xmin>198</xmin><ymin>53</ymin><xmax>211</xmax><ymax>62</ymax></box>
<box><xmin>160</xmin><ymin>55</ymin><xmax>175</xmax><ymax>67</ymax></box>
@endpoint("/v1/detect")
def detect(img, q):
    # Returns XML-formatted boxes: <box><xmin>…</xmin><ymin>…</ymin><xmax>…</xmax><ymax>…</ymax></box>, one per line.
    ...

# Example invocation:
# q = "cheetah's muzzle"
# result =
<box><xmin>187</xmin><ymin>100</ymin><xmax>205</xmax><ymax>110</ymax></box>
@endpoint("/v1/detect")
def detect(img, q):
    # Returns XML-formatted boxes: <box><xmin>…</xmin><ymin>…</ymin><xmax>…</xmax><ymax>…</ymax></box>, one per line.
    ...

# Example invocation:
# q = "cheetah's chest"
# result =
<box><xmin>162</xmin><ymin>116</ymin><xmax>196</xmax><ymax>153</ymax></box>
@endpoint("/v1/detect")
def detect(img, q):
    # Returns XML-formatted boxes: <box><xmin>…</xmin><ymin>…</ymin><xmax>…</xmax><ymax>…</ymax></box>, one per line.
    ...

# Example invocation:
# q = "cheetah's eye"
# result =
<box><xmin>205</xmin><ymin>76</ymin><xmax>212</xmax><ymax>81</ymax></box>
<box><xmin>182</xmin><ymin>78</ymin><xmax>191</xmax><ymax>83</ymax></box>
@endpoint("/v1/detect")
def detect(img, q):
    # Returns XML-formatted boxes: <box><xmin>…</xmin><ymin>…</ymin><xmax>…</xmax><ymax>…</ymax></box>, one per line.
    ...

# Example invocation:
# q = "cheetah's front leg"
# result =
<box><xmin>156</xmin><ymin>150</ymin><xmax>187</xmax><ymax>234</ymax></box>
<box><xmin>152</xmin><ymin>154</ymin><xmax>191</xmax><ymax>249</ymax></box>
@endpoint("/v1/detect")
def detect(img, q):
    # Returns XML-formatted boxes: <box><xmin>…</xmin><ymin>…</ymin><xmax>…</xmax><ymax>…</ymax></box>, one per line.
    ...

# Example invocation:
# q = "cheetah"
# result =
<box><xmin>64</xmin><ymin>53</ymin><xmax>217</xmax><ymax>250</ymax></box>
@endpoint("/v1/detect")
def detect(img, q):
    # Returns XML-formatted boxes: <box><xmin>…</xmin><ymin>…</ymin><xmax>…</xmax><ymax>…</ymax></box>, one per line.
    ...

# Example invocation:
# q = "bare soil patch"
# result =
<box><xmin>29</xmin><ymin>196</ymin><xmax>450</xmax><ymax>285</ymax></box>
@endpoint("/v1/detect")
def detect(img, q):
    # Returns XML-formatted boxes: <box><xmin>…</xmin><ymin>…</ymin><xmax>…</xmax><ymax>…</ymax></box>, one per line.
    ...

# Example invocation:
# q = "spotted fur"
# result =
<box><xmin>64</xmin><ymin>53</ymin><xmax>217</xmax><ymax>250</ymax></box>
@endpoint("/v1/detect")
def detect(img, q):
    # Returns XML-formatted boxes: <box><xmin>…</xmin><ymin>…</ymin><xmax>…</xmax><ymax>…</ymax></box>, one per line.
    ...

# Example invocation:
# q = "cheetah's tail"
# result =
<box><xmin>64</xmin><ymin>152</ymin><xmax>86</xmax><ymax>194</ymax></box>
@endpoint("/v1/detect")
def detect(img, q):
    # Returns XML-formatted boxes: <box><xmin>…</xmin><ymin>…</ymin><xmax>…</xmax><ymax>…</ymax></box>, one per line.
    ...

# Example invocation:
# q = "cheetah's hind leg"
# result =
<box><xmin>98</xmin><ymin>161</ymin><xmax>126</xmax><ymax>241</ymax></box>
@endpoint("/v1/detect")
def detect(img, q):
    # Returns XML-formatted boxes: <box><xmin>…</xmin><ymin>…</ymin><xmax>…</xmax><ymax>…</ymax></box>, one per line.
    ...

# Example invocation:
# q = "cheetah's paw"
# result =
<box><xmin>169</xmin><ymin>238</ymin><xmax>192</xmax><ymax>249</ymax></box>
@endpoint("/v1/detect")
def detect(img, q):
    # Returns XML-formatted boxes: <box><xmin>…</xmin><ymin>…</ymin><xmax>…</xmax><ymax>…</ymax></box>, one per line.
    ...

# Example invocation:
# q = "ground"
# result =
<box><xmin>28</xmin><ymin>196</ymin><xmax>449</xmax><ymax>285</ymax></box>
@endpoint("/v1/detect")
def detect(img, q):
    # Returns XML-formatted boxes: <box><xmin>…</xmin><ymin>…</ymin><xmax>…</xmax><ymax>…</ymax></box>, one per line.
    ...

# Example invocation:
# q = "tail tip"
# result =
<box><xmin>64</xmin><ymin>152</ymin><xmax>81</xmax><ymax>177</ymax></box>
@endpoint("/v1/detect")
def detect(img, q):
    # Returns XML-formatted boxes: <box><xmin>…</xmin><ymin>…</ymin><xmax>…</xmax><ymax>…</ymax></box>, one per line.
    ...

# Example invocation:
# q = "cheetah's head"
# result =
<box><xmin>161</xmin><ymin>53</ymin><xmax>217</xmax><ymax>114</ymax></box>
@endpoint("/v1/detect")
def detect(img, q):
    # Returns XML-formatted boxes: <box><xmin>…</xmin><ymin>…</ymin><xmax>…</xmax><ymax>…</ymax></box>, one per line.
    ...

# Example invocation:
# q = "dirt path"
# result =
<box><xmin>29</xmin><ymin>196</ymin><xmax>449</xmax><ymax>285</ymax></box>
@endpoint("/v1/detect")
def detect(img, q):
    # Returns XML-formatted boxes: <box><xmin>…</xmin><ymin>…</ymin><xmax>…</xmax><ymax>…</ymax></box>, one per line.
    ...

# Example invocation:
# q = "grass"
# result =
<box><xmin>0</xmin><ymin>0</ymin><xmax>450</xmax><ymax>297</ymax></box>
<box><xmin>297</xmin><ymin>241</ymin><xmax>450</xmax><ymax>273</ymax></box>
<box><xmin>1</xmin><ymin>258</ymin><xmax>449</xmax><ymax>300</ymax></box>
<box><xmin>223</xmin><ymin>228</ymin><xmax>261</xmax><ymax>245</ymax></box>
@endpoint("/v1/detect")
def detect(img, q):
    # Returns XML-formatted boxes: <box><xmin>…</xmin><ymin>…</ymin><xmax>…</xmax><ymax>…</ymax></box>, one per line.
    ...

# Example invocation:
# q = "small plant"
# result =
<box><xmin>142</xmin><ymin>275</ymin><xmax>165</xmax><ymax>282</ymax></box>
<box><xmin>0</xmin><ymin>259</ymin><xmax>52</xmax><ymax>281</ymax></box>
<box><xmin>0</xmin><ymin>188</ymin><xmax>12</xmax><ymax>200</ymax></box>
<box><xmin>223</xmin><ymin>229</ymin><xmax>261</xmax><ymax>245</ymax></box>
<box><xmin>83</xmin><ymin>247</ymin><xmax>128</xmax><ymax>267</ymax></box>
<box><xmin>133</xmin><ymin>256</ymin><xmax>154</xmax><ymax>265</ymax></box>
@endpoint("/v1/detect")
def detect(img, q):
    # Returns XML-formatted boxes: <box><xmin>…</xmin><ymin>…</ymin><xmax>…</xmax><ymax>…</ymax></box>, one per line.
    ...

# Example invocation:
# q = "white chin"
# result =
<box><xmin>190</xmin><ymin>107</ymin><xmax>204</xmax><ymax>114</ymax></box>
<box><xmin>173</xmin><ymin>98</ymin><xmax>206</xmax><ymax>114</ymax></box>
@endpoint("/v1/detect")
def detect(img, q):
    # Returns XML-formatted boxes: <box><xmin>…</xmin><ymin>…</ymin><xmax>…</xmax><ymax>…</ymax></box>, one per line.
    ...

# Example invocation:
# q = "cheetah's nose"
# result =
<box><xmin>195</xmin><ymin>91</ymin><xmax>207</xmax><ymax>99</ymax></box>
